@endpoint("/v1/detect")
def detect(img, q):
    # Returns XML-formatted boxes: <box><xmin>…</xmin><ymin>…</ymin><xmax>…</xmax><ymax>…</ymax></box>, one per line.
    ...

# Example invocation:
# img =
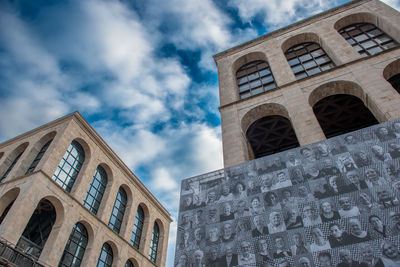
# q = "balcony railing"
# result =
<box><xmin>0</xmin><ymin>238</ymin><xmax>47</xmax><ymax>267</ymax></box>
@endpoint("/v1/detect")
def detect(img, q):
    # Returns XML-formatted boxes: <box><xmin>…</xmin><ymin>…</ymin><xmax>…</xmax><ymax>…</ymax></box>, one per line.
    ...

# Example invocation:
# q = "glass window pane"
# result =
<box><xmin>303</xmin><ymin>60</ymin><xmax>317</xmax><ymax>69</ymax></box>
<box><xmin>361</xmin><ymin>24</ymin><xmax>375</xmax><ymax>31</ymax></box>
<box><xmin>361</xmin><ymin>40</ymin><xmax>377</xmax><ymax>49</ymax></box>
<box><xmin>367</xmin><ymin>28</ymin><xmax>382</xmax><ymax>37</ymax></box>
<box><xmin>367</xmin><ymin>46</ymin><xmax>383</xmax><ymax>55</ymax></box>
<box><xmin>239</xmin><ymin>84</ymin><xmax>249</xmax><ymax>93</ymax></box>
<box><xmin>292</xmin><ymin>65</ymin><xmax>304</xmax><ymax>73</ymax></box>
<box><xmin>288</xmin><ymin>58</ymin><xmax>300</xmax><ymax>66</ymax></box>
<box><xmin>259</xmin><ymin>69</ymin><xmax>271</xmax><ymax>77</ymax></box>
<box><xmin>295</xmin><ymin>72</ymin><xmax>308</xmax><ymax>80</ymax></box>
<box><xmin>261</xmin><ymin>76</ymin><xmax>273</xmax><ymax>84</ymax></box>
<box><xmin>250</xmin><ymin>80</ymin><xmax>261</xmax><ymax>88</ymax></box>
<box><xmin>252</xmin><ymin>87</ymin><xmax>263</xmax><ymax>95</ymax></box>
<box><xmin>307</xmin><ymin>67</ymin><xmax>321</xmax><ymax>75</ymax></box>
<box><xmin>354</xmin><ymin>33</ymin><xmax>369</xmax><ymax>42</ymax></box>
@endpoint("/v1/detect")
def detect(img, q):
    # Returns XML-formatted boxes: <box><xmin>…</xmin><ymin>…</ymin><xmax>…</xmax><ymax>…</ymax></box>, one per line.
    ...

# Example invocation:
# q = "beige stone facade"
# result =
<box><xmin>0</xmin><ymin>112</ymin><xmax>171</xmax><ymax>267</ymax></box>
<box><xmin>214</xmin><ymin>0</ymin><xmax>400</xmax><ymax>167</ymax></box>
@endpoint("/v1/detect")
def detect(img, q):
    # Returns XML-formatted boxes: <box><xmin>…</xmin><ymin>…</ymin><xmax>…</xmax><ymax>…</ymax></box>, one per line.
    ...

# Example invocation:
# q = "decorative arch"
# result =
<box><xmin>241</xmin><ymin>103</ymin><xmax>299</xmax><ymax>158</ymax></box>
<box><xmin>42</xmin><ymin>195</ymin><xmax>65</xmax><ymax>228</ymax></box>
<box><xmin>149</xmin><ymin>219</ymin><xmax>164</xmax><ymax>264</ymax></box>
<box><xmin>241</xmin><ymin>103</ymin><xmax>290</xmax><ymax>133</ymax></box>
<box><xmin>309</xmin><ymin>81</ymin><xmax>379</xmax><ymax>138</ymax></box>
<box><xmin>0</xmin><ymin>142</ymin><xmax>29</xmax><ymax>183</ymax></box>
<box><xmin>232</xmin><ymin>51</ymin><xmax>268</xmax><ymax>73</ymax></box>
<box><xmin>335</xmin><ymin>12</ymin><xmax>399</xmax><ymax>57</ymax></box>
<box><xmin>281</xmin><ymin>32</ymin><xmax>320</xmax><ymax>52</ymax></box>
<box><xmin>0</xmin><ymin>187</ymin><xmax>20</xmax><ymax>224</ymax></box>
<box><xmin>334</xmin><ymin>12</ymin><xmax>378</xmax><ymax>31</ymax></box>
<box><xmin>126</xmin><ymin>258</ymin><xmax>139</xmax><ymax>267</ymax></box>
<box><xmin>383</xmin><ymin>58</ymin><xmax>400</xmax><ymax>94</ymax></box>
<box><xmin>25</xmin><ymin>131</ymin><xmax>56</xmax><ymax>175</ymax></box>
<box><xmin>52</xmin><ymin>139</ymin><xmax>87</xmax><ymax>192</ymax></box>
<box><xmin>233</xmin><ymin>52</ymin><xmax>277</xmax><ymax>99</ymax></box>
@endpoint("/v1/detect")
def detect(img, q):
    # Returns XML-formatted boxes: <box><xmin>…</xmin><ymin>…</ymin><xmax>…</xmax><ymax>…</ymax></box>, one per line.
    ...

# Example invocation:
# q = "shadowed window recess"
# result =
<box><xmin>52</xmin><ymin>141</ymin><xmax>85</xmax><ymax>192</ymax></box>
<box><xmin>339</xmin><ymin>23</ymin><xmax>399</xmax><ymax>57</ymax></box>
<box><xmin>246</xmin><ymin>115</ymin><xmax>300</xmax><ymax>159</ymax></box>
<box><xmin>236</xmin><ymin>60</ymin><xmax>277</xmax><ymax>99</ymax></box>
<box><xmin>285</xmin><ymin>42</ymin><xmax>335</xmax><ymax>80</ymax></box>
<box><xmin>388</xmin><ymin>73</ymin><xmax>400</xmax><ymax>94</ymax></box>
<box><xmin>16</xmin><ymin>199</ymin><xmax>56</xmax><ymax>259</ymax></box>
<box><xmin>26</xmin><ymin>139</ymin><xmax>53</xmax><ymax>175</ymax></box>
<box><xmin>313</xmin><ymin>94</ymin><xmax>378</xmax><ymax>138</ymax></box>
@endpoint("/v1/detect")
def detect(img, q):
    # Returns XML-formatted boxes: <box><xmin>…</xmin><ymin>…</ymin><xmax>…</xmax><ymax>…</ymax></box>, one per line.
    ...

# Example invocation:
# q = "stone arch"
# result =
<box><xmin>76</xmin><ymin>220</ymin><xmax>95</xmax><ymax>244</ymax></box>
<box><xmin>383</xmin><ymin>58</ymin><xmax>400</xmax><ymax>94</ymax></box>
<box><xmin>41</xmin><ymin>195</ymin><xmax>65</xmax><ymax>228</ymax></box>
<box><xmin>152</xmin><ymin>218</ymin><xmax>165</xmax><ymax>265</ymax></box>
<box><xmin>23</xmin><ymin>131</ymin><xmax>57</xmax><ymax>175</ymax></box>
<box><xmin>0</xmin><ymin>142</ymin><xmax>29</xmax><ymax>182</ymax></box>
<box><xmin>334</xmin><ymin>12</ymin><xmax>400</xmax><ymax>43</ymax></box>
<box><xmin>88</xmin><ymin>163</ymin><xmax>113</xmax><ymax>217</ymax></box>
<box><xmin>104</xmin><ymin>240</ymin><xmax>119</xmax><ymax>262</ymax></box>
<box><xmin>232</xmin><ymin>51</ymin><xmax>269</xmax><ymax>74</ymax></box>
<box><xmin>135</xmin><ymin>202</ymin><xmax>150</xmax><ymax>253</ymax></box>
<box><xmin>334</xmin><ymin>12</ymin><xmax>377</xmax><ymax>31</ymax></box>
<box><xmin>241</xmin><ymin>103</ymin><xmax>299</xmax><ymax>159</ymax></box>
<box><xmin>65</xmin><ymin>138</ymin><xmax>91</xmax><ymax>194</ymax></box>
<box><xmin>383</xmin><ymin>58</ymin><xmax>400</xmax><ymax>80</ymax></box>
<box><xmin>309</xmin><ymin>80</ymin><xmax>380</xmax><ymax>138</ymax></box>
<box><xmin>0</xmin><ymin>187</ymin><xmax>20</xmax><ymax>224</ymax></box>
<box><xmin>126</xmin><ymin>258</ymin><xmax>139</xmax><ymax>267</ymax></box>
<box><xmin>281</xmin><ymin>32</ymin><xmax>320</xmax><ymax>52</ymax></box>
<box><xmin>241</xmin><ymin>103</ymin><xmax>290</xmax><ymax>134</ymax></box>
<box><xmin>309</xmin><ymin>80</ymin><xmax>364</xmax><ymax>107</ymax></box>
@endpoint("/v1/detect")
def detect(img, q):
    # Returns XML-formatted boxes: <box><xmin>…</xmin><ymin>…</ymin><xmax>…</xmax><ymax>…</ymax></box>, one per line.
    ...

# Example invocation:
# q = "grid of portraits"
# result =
<box><xmin>175</xmin><ymin>119</ymin><xmax>400</xmax><ymax>267</ymax></box>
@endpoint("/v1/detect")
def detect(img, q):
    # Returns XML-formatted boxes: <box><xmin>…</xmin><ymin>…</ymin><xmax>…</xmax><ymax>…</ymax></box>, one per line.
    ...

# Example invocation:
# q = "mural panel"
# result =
<box><xmin>175</xmin><ymin>119</ymin><xmax>400</xmax><ymax>267</ymax></box>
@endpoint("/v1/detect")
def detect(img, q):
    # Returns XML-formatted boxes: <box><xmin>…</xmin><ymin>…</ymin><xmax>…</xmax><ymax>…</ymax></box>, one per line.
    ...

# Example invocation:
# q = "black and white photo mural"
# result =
<box><xmin>175</xmin><ymin>119</ymin><xmax>400</xmax><ymax>267</ymax></box>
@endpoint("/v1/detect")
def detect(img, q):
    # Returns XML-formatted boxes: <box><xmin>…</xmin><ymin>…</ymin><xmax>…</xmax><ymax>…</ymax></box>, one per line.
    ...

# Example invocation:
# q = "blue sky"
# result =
<box><xmin>1</xmin><ymin>0</ymin><xmax>399</xmax><ymax>266</ymax></box>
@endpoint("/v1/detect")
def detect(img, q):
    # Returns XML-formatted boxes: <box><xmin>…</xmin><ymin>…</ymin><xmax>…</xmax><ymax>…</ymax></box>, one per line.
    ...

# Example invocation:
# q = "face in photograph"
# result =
<box><xmin>338</xmin><ymin>249</ymin><xmax>353</xmax><ymax>265</ymax></box>
<box><xmin>298</xmin><ymin>257</ymin><xmax>312</xmax><ymax>267</ymax></box>
<box><xmin>318</xmin><ymin>252</ymin><xmax>332</xmax><ymax>267</ymax></box>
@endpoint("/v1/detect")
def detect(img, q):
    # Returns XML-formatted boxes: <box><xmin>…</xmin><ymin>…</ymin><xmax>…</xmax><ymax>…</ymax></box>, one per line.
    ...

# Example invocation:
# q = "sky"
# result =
<box><xmin>1</xmin><ymin>0</ymin><xmax>400</xmax><ymax>266</ymax></box>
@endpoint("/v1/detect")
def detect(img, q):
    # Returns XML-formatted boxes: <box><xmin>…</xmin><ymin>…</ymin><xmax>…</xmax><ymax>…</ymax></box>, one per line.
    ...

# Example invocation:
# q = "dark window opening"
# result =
<box><xmin>313</xmin><ymin>94</ymin><xmax>379</xmax><ymax>138</ymax></box>
<box><xmin>246</xmin><ymin>115</ymin><xmax>300</xmax><ymax>158</ymax></box>
<box><xmin>17</xmin><ymin>199</ymin><xmax>56</xmax><ymax>259</ymax></box>
<box><xmin>388</xmin><ymin>73</ymin><xmax>400</xmax><ymax>94</ymax></box>
<box><xmin>26</xmin><ymin>139</ymin><xmax>53</xmax><ymax>175</ymax></box>
<box><xmin>125</xmin><ymin>260</ymin><xmax>134</xmax><ymax>267</ymax></box>
<box><xmin>1</xmin><ymin>151</ymin><xmax>24</xmax><ymax>183</ymax></box>
<box><xmin>0</xmin><ymin>201</ymin><xmax>15</xmax><ymax>225</ymax></box>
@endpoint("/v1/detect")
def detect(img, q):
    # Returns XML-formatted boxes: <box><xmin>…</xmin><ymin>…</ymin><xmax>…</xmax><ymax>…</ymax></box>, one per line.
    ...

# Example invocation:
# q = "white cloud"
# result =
<box><xmin>228</xmin><ymin>0</ymin><xmax>336</xmax><ymax>29</ymax></box>
<box><xmin>151</xmin><ymin>168</ymin><xmax>179</xmax><ymax>191</ymax></box>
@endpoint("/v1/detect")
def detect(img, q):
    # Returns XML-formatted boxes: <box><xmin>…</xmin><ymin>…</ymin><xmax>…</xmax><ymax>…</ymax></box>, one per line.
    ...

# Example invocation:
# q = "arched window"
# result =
<box><xmin>313</xmin><ymin>94</ymin><xmax>378</xmax><ymax>138</ymax></box>
<box><xmin>96</xmin><ymin>243</ymin><xmax>113</xmax><ymax>267</ymax></box>
<box><xmin>26</xmin><ymin>139</ymin><xmax>53</xmax><ymax>175</ymax></box>
<box><xmin>338</xmin><ymin>23</ymin><xmax>398</xmax><ymax>57</ymax></box>
<box><xmin>59</xmin><ymin>223</ymin><xmax>88</xmax><ymax>267</ymax></box>
<box><xmin>0</xmin><ymin>150</ymin><xmax>25</xmax><ymax>183</ymax></box>
<box><xmin>17</xmin><ymin>199</ymin><xmax>56</xmax><ymax>259</ymax></box>
<box><xmin>130</xmin><ymin>205</ymin><xmax>144</xmax><ymax>249</ymax></box>
<box><xmin>246</xmin><ymin>115</ymin><xmax>300</xmax><ymax>158</ymax></box>
<box><xmin>285</xmin><ymin>42</ymin><xmax>335</xmax><ymax>80</ymax></box>
<box><xmin>236</xmin><ymin>60</ymin><xmax>277</xmax><ymax>99</ymax></box>
<box><xmin>149</xmin><ymin>222</ymin><xmax>160</xmax><ymax>263</ymax></box>
<box><xmin>125</xmin><ymin>260</ymin><xmax>134</xmax><ymax>267</ymax></box>
<box><xmin>108</xmin><ymin>187</ymin><xmax>127</xmax><ymax>233</ymax></box>
<box><xmin>83</xmin><ymin>166</ymin><xmax>107</xmax><ymax>215</ymax></box>
<box><xmin>52</xmin><ymin>140</ymin><xmax>85</xmax><ymax>192</ymax></box>
<box><xmin>388</xmin><ymin>74</ymin><xmax>400</xmax><ymax>94</ymax></box>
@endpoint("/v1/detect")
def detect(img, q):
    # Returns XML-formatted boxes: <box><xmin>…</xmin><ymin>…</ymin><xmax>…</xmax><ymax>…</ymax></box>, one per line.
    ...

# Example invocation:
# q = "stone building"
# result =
<box><xmin>213</xmin><ymin>0</ymin><xmax>400</xmax><ymax>167</ymax></box>
<box><xmin>175</xmin><ymin>0</ymin><xmax>400</xmax><ymax>266</ymax></box>
<box><xmin>0</xmin><ymin>112</ymin><xmax>171</xmax><ymax>267</ymax></box>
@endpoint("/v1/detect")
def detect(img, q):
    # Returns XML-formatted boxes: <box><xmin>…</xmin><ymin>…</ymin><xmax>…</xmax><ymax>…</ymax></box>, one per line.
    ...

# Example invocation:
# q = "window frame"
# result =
<box><xmin>96</xmin><ymin>243</ymin><xmax>113</xmax><ymax>267</ymax></box>
<box><xmin>130</xmin><ymin>205</ymin><xmax>145</xmax><ymax>249</ymax></box>
<box><xmin>58</xmin><ymin>222</ymin><xmax>88</xmax><ymax>267</ymax></box>
<box><xmin>108</xmin><ymin>187</ymin><xmax>127</xmax><ymax>234</ymax></box>
<box><xmin>52</xmin><ymin>140</ymin><xmax>85</xmax><ymax>192</ymax></box>
<box><xmin>149</xmin><ymin>222</ymin><xmax>160</xmax><ymax>263</ymax></box>
<box><xmin>83</xmin><ymin>166</ymin><xmax>108</xmax><ymax>215</ymax></box>
<box><xmin>26</xmin><ymin>139</ymin><xmax>53</xmax><ymax>175</ymax></box>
